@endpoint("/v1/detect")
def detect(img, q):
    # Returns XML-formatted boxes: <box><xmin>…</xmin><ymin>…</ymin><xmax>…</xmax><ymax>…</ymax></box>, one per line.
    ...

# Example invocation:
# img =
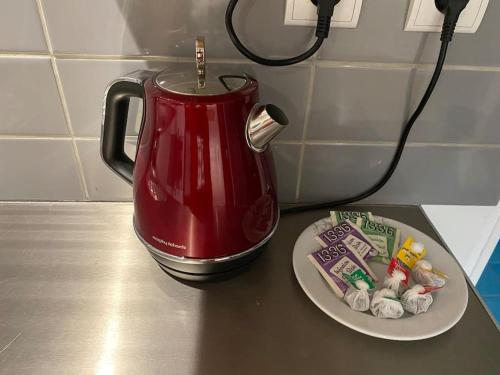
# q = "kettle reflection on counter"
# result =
<box><xmin>101</xmin><ymin>38</ymin><xmax>288</xmax><ymax>280</ymax></box>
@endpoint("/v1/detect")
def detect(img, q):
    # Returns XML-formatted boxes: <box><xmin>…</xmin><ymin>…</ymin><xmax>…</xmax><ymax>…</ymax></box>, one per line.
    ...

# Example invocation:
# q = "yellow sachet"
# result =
<box><xmin>394</xmin><ymin>237</ymin><xmax>427</xmax><ymax>270</ymax></box>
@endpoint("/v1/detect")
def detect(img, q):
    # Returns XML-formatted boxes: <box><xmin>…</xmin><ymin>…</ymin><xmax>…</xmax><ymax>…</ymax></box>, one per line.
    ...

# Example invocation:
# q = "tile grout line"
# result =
<box><xmin>0</xmin><ymin>135</ymin><xmax>72</xmax><ymax>140</ymax></box>
<box><xmin>300</xmin><ymin>141</ymin><xmax>500</xmax><ymax>148</ymax></box>
<box><xmin>308</xmin><ymin>60</ymin><xmax>500</xmax><ymax>72</ymax></box>
<box><xmin>294</xmin><ymin>59</ymin><xmax>318</xmax><ymax>202</ymax></box>
<box><xmin>1</xmin><ymin>135</ymin><xmax>499</xmax><ymax>149</ymax></box>
<box><xmin>53</xmin><ymin>54</ymin><xmax>269</xmax><ymax>65</ymax></box>
<box><xmin>0</xmin><ymin>135</ymin><xmax>138</xmax><ymax>141</ymax></box>
<box><xmin>307</xmin><ymin>141</ymin><xmax>500</xmax><ymax>148</ymax></box>
<box><xmin>272</xmin><ymin>140</ymin><xmax>302</xmax><ymax>145</ymax></box>
<box><xmin>0</xmin><ymin>51</ymin><xmax>312</xmax><ymax>66</ymax></box>
<box><xmin>35</xmin><ymin>0</ymin><xmax>90</xmax><ymax>201</ymax></box>
<box><xmin>0</xmin><ymin>53</ymin><xmax>50</xmax><ymax>59</ymax></box>
<box><xmin>3</xmin><ymin>50</ymin><xmax>500</xmax><ymax>72</ymax></box>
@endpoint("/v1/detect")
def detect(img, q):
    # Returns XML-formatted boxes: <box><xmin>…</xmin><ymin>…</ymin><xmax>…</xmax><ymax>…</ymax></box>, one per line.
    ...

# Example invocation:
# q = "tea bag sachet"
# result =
<box><xmin>412</xmin><ymin>260</ymin><xmax>448</xmax><ymax>288</ymax></box>
<box><xmin>401</xmin><ymin>285</ymin><xmax>434</xmax><ymax>315</ymax></box>
<box><xmin>316</xmin><ymin>220</ymin><xmax>379</xmax><ymax>261</ymax></box>
<box><xmin>309</xmin><ymin>242</ymin><xmax>378</xmax><ymax>299</ymax></box>
<box><xmin>343</xmin><ymin>272</ymin><xmax>375</xmax><ymax>312</ymax></box>
<box><xmin>383</xmin><ymin>269</ymin><xmax>407</xmax><ymax>296</ymax></box>
<box><xmin>330</xmin><ymin>211</ymin><xmax>374</xmax><ymax>226</ymax></box>
<box><xmin>311</xmin><ymin>218</ymin><xmax>335</xmax><ymax>237</ymax></box>
<box><xmin>355</xmin><ymin>218</ymin><xmax>401</xmax><ymax>264</ymax></box>
<box><xmin>370</xmin><ymin>288</ymin><xmax>404</xmax><ymax>319</ymax></box>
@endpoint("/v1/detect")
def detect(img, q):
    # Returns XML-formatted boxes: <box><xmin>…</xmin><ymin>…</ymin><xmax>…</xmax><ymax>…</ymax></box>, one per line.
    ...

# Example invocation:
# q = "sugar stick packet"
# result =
<box><xmin>309</xmin><ymin>242</ymin><xmax>378</xmax><ymax>298</ymax></box>
<box><xmin>316</xmin><ymin>220</ymin><xmax>379</xmax><ymax>261</ymax></box>
<box><xmin>355</xmin><ymin>217</ymin><xmax>401</xmax><ymax>264</ymax></box>
<box><xmin>330</xmin><ymin>211</ymin><xmax>373</xmax><ymax>226</ymax></box>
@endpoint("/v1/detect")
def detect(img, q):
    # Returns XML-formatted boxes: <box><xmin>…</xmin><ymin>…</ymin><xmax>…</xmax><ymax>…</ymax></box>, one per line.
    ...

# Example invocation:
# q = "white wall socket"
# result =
<box><xmin>284</xmin><ymin>0</ymin><xmax>363</xmax><ymax>28</ymax></box>
<box><xmin>405</xmin><ymin>0</ymin><xmax>490</xmax><ymax>33</ymax></box>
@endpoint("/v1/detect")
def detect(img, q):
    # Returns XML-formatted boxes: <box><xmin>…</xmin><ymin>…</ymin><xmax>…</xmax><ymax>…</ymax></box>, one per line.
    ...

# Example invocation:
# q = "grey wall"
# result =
<box><xmin>1</xmin><ymin>0</ymin><xmax>499</xmax><ymax>204</ymax></box>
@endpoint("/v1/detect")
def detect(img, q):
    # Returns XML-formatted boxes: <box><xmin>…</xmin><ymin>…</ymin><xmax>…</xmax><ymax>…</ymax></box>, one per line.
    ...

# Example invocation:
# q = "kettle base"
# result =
<box><xmin>134</xmin><ymin>218</ymin><xmax>277</xmax><ymax>282</ymax></box>
<box><xmin>155</xmin><ymin>247</ymin><xmax>264</xmax><ymax>282</ymax></box>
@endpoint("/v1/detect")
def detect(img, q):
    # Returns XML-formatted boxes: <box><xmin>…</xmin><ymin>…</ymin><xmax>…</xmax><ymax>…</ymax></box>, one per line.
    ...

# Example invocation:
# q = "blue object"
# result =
<box><xmin>476</xmin><ymin>240</ymin><xmax>500</xmax><ymax>323</ymax></box>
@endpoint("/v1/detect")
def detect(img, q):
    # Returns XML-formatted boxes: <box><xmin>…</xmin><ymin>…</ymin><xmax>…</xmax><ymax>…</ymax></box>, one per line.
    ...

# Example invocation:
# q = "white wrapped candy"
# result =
<box><xmin>401</xmin><ymin>284</ymin><xmax>433</xmax><ymax>315</ymax></box>
<box><xmin>412</xmin><ymin>260</ymin><xmax>447</xmax><ymax>288</ymax></box>
<box><xmin>370</xmin><ymin>288</ymin><xmax>404</xmax><ymax>319</ymax></box>
<box><xmin>344</xmin><ymin>280</ymin><xmax>371</xmax><ymax>312</ymax></box>
<box><xmin>383</xmin><ymin>269</ymin><xmax>406</xmax><ymax>296</ymax></box>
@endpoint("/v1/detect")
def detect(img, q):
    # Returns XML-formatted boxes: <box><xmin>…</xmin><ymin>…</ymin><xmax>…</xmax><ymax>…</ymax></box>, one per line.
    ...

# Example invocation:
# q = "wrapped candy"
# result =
<box><xmin>370</xmin><ymin>288</ymin><xmax>404</xmax><ymax>319</ymax></box>
<box><xmin>401</xmin><ymin>285</ymin><xmax>433</xmax><ymax>315</ymax></box>
<box><xmin>383</xmin><ymin>269</ymin><xmax>407</xmax><ymax>296</ymax></box>
<box><xmin>412</xmin><ymin>260</ymin><xmax>448</xmax><ymax>288</ymax></box>
<box><xmin>344</xmin><ymin>279</ymin><xmax>372</xmax><ymax>312</ymax></box>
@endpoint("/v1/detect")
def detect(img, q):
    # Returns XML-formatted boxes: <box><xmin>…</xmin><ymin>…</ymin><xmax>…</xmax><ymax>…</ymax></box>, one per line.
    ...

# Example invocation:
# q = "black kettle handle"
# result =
<box><xmin>101</xmin><ymin>79</ymin><xmax>145</xmax><ymax>185</ymax></box>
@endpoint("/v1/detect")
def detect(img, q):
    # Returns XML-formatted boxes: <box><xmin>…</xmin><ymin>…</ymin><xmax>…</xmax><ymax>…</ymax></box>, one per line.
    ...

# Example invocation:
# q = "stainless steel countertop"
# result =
<box><xmin>0</xmin><ymin>203</ymin><xmax>499</xmax><ymax>375</ymax></box>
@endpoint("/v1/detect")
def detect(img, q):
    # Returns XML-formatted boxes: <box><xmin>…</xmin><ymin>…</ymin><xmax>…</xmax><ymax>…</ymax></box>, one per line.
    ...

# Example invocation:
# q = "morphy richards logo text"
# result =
<box><xmin>153</xmin><ymin>236</ymin><xmax>187</xmax><ymax>250</ymax></box>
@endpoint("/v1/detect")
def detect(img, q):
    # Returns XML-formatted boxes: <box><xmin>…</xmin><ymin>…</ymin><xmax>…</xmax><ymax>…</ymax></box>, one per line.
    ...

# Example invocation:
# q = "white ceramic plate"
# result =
<box><xmin>293</xmin><ymin>216</ymin><xmax>469</xmax><ymax>341</ymax></box>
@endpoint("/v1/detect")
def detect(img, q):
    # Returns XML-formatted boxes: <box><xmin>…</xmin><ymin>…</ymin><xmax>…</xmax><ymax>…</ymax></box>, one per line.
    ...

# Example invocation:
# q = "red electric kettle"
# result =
<box><xmin>101</xmin><ymin>38</ymin><xmax>288</xmax><ymax>280</ymax></box>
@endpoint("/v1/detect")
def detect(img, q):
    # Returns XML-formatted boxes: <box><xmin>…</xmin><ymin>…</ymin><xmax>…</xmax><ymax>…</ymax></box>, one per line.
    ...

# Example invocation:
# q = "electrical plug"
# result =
<box><xmin>435</xmin><ymin>0</ymin><xmax>471</xmax><ymax>41</ymax></box>
<box><xmin>310</xmin><ymin>0</ymin><xmax>342</xmax><ymax>39</ymax></box>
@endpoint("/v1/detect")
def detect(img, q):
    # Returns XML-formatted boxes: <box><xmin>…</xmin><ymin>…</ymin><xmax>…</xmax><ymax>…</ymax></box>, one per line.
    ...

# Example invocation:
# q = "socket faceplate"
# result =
<box><xmin>284</xmin><ymin>0</ymin><xmax>363</xmax><ymax>28</ymax></box>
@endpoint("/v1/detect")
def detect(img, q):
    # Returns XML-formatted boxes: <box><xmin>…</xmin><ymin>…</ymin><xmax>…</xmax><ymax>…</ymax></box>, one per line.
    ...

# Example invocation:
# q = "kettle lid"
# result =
<box><xmin>155</xmin><ymin>37</ymin><xmax>250</xmax><ymax>96</ymax></box>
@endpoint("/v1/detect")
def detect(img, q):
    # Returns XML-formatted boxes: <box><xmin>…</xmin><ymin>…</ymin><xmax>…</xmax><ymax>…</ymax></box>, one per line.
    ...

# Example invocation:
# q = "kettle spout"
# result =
<box><xmin>246</xmin><ymin>104</ymin><xmax>288</xmax><ymax>152</ymax></box>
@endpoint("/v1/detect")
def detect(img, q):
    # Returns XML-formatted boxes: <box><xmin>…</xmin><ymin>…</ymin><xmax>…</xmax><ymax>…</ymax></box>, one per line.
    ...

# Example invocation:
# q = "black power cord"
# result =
<box><xmin>280</xmin><ymin>0</ymin><xmax>469</xmax><ymax>215</ymax></box>
<box><xmin>225</xmin><ymin>0</ymin><xmax>340</xmax><ymax>66</ymax></box>
<box><xmin>225</xmin><ymin>0</ymin><xmax>470</xmax><ymax>214</ymax></box>
<box><xmin>281</xmin><ymin>40</ymin><xmax>449</xmax><ymax>215</ymax></box>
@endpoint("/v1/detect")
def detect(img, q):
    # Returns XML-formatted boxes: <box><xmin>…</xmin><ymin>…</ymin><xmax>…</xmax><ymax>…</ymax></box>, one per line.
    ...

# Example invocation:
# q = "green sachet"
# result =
<box><xmin>330</xmin><ymin>211</ymin><xmax>373</xmax><ymax>226</ymax></box>
<box><xmin>343</xmin><ymin>269</ymin><xmax>376</xmax><ymax>290</ymax></box>
<box><xmin>355</xmin><ymin>217</ymin><xmax>401</xmax><ymax>264</ymax></box>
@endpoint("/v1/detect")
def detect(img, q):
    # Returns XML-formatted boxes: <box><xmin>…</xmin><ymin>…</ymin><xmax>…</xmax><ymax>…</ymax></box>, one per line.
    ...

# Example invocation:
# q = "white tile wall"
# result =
<box><xmin>57</xmin><ymin>59</ymin><xmax>165</xmax><ymax>136</ymax></box>
<box><xmin>0</xmin><ymin>57</ymin><xmax>67</xmax><ymax>135</ymax></box>
<box><xmin>308</xmin><ymin>66</ymin><xmax>413</xmax><ymax>142</ymax></box>
<box><xmin>300</xmin><ymin>144</ymin><xmax>500</xmax><ymax>205</ymax></box>
<box><xmin>76</xmin><ymin>139</ymin><xmax>133</xmax><ymax>201</ymax></box>
<box><xmin>0</xmin><ymin>139</ymin><xmax>83</xmax><ymax>200</ymax></box>
<box><xmin>0</xmin><ymin>0</ymin><xmax>47</xmax><ymax>52</ymax></box>
<box><xmin>0</xmin><ymin>0</ymin><xmax>499</xmax><ymax>204</ymax></box>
